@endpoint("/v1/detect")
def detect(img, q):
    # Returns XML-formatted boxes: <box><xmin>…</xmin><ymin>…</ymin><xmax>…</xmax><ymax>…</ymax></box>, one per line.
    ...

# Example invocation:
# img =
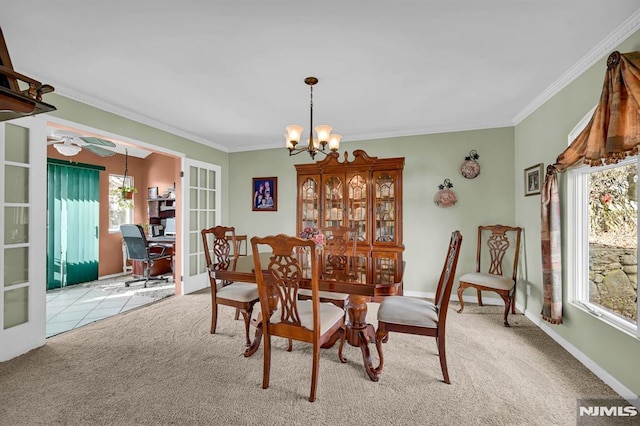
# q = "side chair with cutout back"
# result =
<box><xmin>251</xmin><ymin>233</ymin><xmax>347</xmax><ymax>402</ymax></box>
<box><xmin>456</xmin><ymin>225</ymin><xmax>522</xmax><ymax>327</ymax></box>
<box><xmin>202</xmin><ymin>226</ymin><xmax>259</xmax><ymax>346</ymax></box>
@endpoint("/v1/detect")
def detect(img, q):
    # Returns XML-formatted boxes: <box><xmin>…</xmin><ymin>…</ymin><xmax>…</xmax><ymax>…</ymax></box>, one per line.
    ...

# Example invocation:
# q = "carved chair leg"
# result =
<box><xmin>477</xmin><ymin>288</ymin><xmax>484</xmax><ymax>306</ymax></box>
<box><xmin>374</xmin><ymin>326</ymin><xmax>388</xmax><ymax>375</ymax></box>
<box><xmin>286</xmin><ymin>338</ymin><xmax>293</xmax><ymax>352</ymax></box>
<box><xmin>500</xmin><ymin>293</ymin><xmax>511</xmax><ymax>327</ymax></box>
<box><xmin>241</xmin><ymin>308</ymin><xmax>252</xmax><ymax>347</ymax></box>
<box><xmin>337</xmin><ymin>325</ymin><xmax>347</xmax><ymax>363</ymax></box>
<box><xmin>234</xmin><ymin>308</ymin><xmax>240</xmax><ymax>321</ymax></box>
<box><xmin>456</xmin><ymin>285</ymin><xmax>466</xmax><ymax>314</ymax></box>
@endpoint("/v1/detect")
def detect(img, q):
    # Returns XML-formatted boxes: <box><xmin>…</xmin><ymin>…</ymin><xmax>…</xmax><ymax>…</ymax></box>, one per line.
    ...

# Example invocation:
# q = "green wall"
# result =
<box><xmin>514</xmin><ymin>30</ymin><xmax>640</xmax><ymax>396</ymax></box>
<box><xmin>228</xmin><ymin>127</ymin><xmax>515</xmax><ymax>296</ymax></box>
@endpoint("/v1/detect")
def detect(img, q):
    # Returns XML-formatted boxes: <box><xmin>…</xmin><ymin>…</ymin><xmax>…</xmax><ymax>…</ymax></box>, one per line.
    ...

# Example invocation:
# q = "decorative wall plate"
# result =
<box><xmin>434</xmin><ymin>179</ymin><xmax>457</xmax><ymax>208</ymax></box>
<box><xmin>460</xmin><ymin>149</ymin><xmax>480</xmax><ymax>179</ymax></box>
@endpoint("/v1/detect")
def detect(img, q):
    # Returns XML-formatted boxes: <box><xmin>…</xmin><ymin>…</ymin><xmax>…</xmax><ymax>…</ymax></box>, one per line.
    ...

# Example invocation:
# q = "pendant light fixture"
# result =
<box><xmin>285</xmin><ymin>77</ymin><xmax>341</xmax><ymax>159</ymax></box>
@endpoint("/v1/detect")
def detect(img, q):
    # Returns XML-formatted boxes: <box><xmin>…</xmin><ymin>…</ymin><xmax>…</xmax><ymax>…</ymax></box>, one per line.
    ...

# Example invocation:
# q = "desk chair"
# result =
<box><xmin>375</xmin><ymin>231</ymin><xmax>462</xmax><ymax>384</ymax></box>
<box><xmin>251</xmin><ymin>234</ymin><xmax>347</xmax><ymax>402</ymax></box>
<box><xmin>120</xmin><ymin>224</ymin><xmax>172</xmax><ymax>288</ymax></box>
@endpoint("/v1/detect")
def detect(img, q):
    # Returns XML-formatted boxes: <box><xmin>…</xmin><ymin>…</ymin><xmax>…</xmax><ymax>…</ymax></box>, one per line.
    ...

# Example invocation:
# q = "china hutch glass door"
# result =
<box><xmin>347</xmin><ymin>174</ymin><xmax>367</xmax><ymax>242</ymax></box>
<box><xmin>300</xmin><ymin>176</ymin><xmax>319</xmax><ymax>230</ymax></box>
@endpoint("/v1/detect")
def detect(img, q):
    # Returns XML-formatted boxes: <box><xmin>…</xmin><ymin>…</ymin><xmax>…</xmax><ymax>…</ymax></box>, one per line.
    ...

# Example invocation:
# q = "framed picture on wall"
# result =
<box><xmin>252</xmin><ymin>177</ymin><xmax>277</xmax><ymax>211</ymax></box>
<box><xmin>147</xmin><ymin>186</ymin><xmax>158</xmax><ymax>199</ymax></box>
<box><xmin>524</xmin><ymin>163</ymin><xmax>543</xmax><ymax>196</ymax></box>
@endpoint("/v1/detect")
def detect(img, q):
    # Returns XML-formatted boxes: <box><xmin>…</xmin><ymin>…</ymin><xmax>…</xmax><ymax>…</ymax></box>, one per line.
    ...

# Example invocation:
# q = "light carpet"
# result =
<box><xmin>0</xmin><ymin>289</ymin><xmax>630</xmax><ymax>425</ymax></box>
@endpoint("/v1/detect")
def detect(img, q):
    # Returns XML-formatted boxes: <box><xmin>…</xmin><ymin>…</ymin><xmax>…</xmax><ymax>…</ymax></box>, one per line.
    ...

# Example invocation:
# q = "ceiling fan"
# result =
<box><xmin>47</xmin><ymin>130</ymin><xmax>117</xmax><ymax>157</ymax></box>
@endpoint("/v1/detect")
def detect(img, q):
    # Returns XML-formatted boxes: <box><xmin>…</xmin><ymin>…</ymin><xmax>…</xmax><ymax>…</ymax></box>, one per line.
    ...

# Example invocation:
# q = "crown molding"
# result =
<box><xmin>512</xmin><ymin>9</ymin><xmax>640</xmax><ymax>125</ymax></box>
<box><xmin>49</xmin><ymin>82</ymin><xmax>229</xmax><ymax>153</ymax></box>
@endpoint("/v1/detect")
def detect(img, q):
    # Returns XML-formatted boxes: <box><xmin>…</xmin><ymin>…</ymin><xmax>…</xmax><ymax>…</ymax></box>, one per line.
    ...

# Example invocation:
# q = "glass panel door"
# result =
<box><xmin>324</xmin><ymin>175</ymin><xmax>344</xmax><ymax>228</ymax></box>
<box><xmin>300</xmin><ymin>176</ymin><xmax>319</xmax><ymax>230</ymax></box>
<box><xmin>347</xmin><ymin>174</ymin><xmax>367</xmax><ymax>242</ymax></box>
<box><xmin>1</xmin><ymin>117</ymin><xmax>47</xmax><ymax>361</ymax></box>
<box><xmin>374</xmin><ymin>172</ymin><xmax>396</xmax><ymax>243</ymax></box>
<box><xmin>181</xmin><ymin>158</ymin><xmax>221</xmax><ymax>295</ymax></box>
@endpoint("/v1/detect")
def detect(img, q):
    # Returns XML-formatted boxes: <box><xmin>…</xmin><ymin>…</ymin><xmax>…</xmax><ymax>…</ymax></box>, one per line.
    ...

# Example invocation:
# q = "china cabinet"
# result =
<box><xmin>295</xmin><ymin>150</ymin><xmax>404</xmax><ymax>292</ymax></box>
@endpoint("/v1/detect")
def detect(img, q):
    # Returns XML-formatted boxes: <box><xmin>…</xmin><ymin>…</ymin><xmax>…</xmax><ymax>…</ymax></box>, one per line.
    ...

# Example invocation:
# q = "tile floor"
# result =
<box><xmin>46</xmin><ymin>276</ymin><xmax>175</xmax><ymax>338</ymax></box>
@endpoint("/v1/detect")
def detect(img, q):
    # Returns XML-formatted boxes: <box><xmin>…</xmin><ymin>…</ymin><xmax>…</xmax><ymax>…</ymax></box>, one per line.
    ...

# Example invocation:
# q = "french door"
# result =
<box><xmin>181</xmin><ymin>158</ymin><xmax>221</xmax><ymax>294</ymax></box>
<box><xmin>0</xmin><ymin>117</ymin><xmax>47</xmax><ymax>360</ymax></box>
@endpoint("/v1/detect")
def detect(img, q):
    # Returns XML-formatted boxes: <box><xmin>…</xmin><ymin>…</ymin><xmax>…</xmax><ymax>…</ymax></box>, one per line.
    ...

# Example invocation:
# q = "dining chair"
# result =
<box><xmin>456</xmin><ymin>224</ymin><xmax>522</xmax><ymax>327</ymax></box>
<box><xmin>201</xmin><ymin>226</ymin><xmax>259</xmax><ymax>346</ymax></box>
<box><xmin>250</xmin><ymin>233</ymin><xmax>347</xmax><ymax>402</ymax></box>
<box><xmin>298</xmin><ymin>225</ymin><xmax>358</xmax><ymax>308</ymax></box>
<box><xmin>375</xmin><ymin>230</ymin><xmax>462</xmax><ymax>384</ymax></box>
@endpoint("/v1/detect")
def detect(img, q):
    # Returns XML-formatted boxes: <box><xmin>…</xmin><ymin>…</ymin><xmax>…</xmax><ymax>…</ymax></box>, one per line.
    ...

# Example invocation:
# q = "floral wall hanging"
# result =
<box><xmin>460</xmin><ymin>149</ymin><xmax>480</xmax><ymax>179</ymax></box>
<box><xmin>434</xmin><ymin>179</ymin><xmax>457</xmax><ymax>208</ymax></box>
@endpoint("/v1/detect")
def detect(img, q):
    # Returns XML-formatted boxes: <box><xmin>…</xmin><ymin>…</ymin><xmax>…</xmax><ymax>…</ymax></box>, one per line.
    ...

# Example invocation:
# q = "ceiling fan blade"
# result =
<box><xmin>84</xmin><ymin>144</ymin><xmax>115</xmax><ymax>157</ymax></box>
<box><xmin>79</xmin><ymin>136</ymin><xmax>117</xmax><ymax>147</ymax></box>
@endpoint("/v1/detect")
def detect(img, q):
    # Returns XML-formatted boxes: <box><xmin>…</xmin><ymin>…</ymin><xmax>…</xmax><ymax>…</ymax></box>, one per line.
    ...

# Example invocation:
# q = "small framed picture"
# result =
<box><xmin>524</xmin><ymin>163</ymin><xmax>543</xmax><ymax>196</ymax></box>
<box><xmin>147</xmin><ymin>186</ymin><xmax>158</xmax><ymax>199</ymax></box>
<box><xmin>252</xmin><ymin>177</ymin><xmax>277</xmax><ymax>211</ymax></box>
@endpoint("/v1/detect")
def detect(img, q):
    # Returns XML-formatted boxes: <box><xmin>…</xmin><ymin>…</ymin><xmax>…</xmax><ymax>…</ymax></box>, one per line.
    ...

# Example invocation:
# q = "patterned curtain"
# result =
<box><xmin>542</xmin><ymin>50</ymin><xmax>640</xmax><ymax>324</ymax></box>
<box><xmin>541</xmin><ymin>168</ymin><xmax>562</xmax><ymax>324</ymax></box>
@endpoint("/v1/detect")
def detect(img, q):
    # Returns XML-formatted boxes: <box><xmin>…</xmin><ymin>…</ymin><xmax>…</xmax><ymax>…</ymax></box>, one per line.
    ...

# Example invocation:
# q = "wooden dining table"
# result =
<box><xmin>212</xmin><ymin>253</ymin><xmax>404</xmax><ymax>381</ymax></box>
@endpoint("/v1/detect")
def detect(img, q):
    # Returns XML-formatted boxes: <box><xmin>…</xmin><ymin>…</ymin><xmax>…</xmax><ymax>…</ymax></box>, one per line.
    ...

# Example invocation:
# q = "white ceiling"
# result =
<box><xmin>2</xmin><ymin>1</ymin><xmax>640</xmax><ymax>153</ymax></box>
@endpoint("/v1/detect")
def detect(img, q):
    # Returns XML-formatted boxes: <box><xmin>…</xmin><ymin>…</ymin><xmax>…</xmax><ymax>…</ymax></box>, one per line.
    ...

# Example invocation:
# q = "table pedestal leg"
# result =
<box><xmin>345</xmin><ymin>295</ymin><xmax>381</xmax><ymax>381</ymax></box>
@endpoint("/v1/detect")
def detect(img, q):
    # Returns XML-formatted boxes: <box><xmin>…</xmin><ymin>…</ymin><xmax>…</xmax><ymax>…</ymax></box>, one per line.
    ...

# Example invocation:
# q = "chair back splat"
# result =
<box><xmin>251</xmin><ymin>233</ymin><xmax>347</xmax><ymax>402</ymax></box>
<box><xmin>375</xmin><ymin>231</ymin><xmax>462</xmax><ymax>384</ymax></box>
<box><xmin>201</xmin><ymin>226</ymin><xmax>259</xmax><ymax>347</ymax></box>
<box><xmin>457</xmin><ymin>224</ymin><xmax>523</xmax><ymax>326</ymax></box>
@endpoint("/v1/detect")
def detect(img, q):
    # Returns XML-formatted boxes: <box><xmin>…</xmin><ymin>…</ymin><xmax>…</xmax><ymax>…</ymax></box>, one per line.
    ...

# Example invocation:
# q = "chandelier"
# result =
<box><xmin>285</xmin><ymin>77</ymin><xmax>341</xmax><ymax>159</ymax></box>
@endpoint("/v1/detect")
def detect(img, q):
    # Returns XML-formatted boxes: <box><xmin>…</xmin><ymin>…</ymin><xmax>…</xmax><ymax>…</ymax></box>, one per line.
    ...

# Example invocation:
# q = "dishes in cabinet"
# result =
<box><xmin>303</xmin><ymin>207</ymin><xmax>318</xmax><ymax>219</ymax></box>
<box><xmin>325</xmin><ymin>207</ymin><xmax>342</xmax><ymax>220</ymax></box>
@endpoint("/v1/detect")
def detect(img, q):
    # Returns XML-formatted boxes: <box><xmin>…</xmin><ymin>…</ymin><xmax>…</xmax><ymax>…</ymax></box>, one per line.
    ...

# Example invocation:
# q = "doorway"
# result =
<box><xmin>46</xmin><ymin>160</ymin><xmax>102</xmax><ymax>290</ymax></box>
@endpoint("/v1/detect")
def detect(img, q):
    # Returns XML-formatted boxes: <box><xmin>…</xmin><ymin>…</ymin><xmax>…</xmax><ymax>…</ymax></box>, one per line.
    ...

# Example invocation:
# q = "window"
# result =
<box><xmin>569</xmin><ymin>157</ymin><xmax>639</xmax><ymax>336</ymax></box>
<box><xmin>109</xmin><ymin>174</ymin><xmax>134</xmax><ymax>232</ymax></box>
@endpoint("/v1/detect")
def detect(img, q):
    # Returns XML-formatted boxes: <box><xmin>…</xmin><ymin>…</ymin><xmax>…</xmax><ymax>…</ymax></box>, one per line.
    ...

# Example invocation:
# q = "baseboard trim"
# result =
<box><xmin>403</xmin><ymin>290</ymin><xmax>638</xmax><ymax>407</ymax></box>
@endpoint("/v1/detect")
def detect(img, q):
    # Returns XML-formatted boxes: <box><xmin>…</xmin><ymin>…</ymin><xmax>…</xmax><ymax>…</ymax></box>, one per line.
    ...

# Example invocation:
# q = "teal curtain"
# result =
<box><xmin>47</xmin><ymin>161</ymin><xmax>101</xmax><ymax>290</ymax></box>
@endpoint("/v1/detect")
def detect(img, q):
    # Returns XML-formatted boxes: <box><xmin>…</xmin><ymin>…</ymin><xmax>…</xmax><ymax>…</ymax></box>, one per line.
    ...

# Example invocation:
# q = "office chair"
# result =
<box><xmin>120</xmin><ymin>224</ymin><xmax>172</xmax><ymax>287</ymax></box>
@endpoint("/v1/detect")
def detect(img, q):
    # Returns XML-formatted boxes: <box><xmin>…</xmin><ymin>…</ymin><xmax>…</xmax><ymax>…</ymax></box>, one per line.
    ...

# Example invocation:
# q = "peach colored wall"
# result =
<box><xmin>47</xmin><ymin>147</ymin><xmax>178</xmax><ymax>278</ymax></box>
<box><xmin>143</xmin><ymin>153</ymin><xmax>182</xmax><ymax>292</ymax></box>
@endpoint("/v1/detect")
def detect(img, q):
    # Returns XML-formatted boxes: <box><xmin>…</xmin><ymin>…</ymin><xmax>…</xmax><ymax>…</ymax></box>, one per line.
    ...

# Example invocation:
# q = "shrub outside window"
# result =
<box><xmin>109</xmin><ymin>174</ymin><xmax>134</xmax><ymax>232</ymax></box>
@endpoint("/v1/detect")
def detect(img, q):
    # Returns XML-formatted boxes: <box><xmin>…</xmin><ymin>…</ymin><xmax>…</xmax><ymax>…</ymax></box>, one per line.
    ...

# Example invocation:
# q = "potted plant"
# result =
<box><xmin>120</xmin><ymin>185</ymin><xmax>138</xmax><ymax>200</ymax></box>
<box><xmin>109</xmin><ymin>185</ymin><xmax>138</xmax><ymax>209</ymax></box>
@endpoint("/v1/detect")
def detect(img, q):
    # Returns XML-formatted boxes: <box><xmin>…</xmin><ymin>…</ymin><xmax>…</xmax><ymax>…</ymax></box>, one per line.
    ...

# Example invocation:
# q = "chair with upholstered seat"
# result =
<box><xmin>120</xmin><ymin>224</ymin><xmax>172</xmax><ymax>288</ymax></box>
<box><xmin>298</xmin><ymin>225</ymin><xmax>357</xmax><ymax>308</ymax></box>
<box><xmin>375</xmin><ymin>230</ymin><xmax>462</xmax><ymax>384</ymax></box>
<box><xmin>201</xmin><ymin>226</ymin><xmax>259</xmax><ymax>346</ymax></box>
<box><xmin>251</xmin><ymin>233</ymin><xmax>347</xmax><ymax>402</ymax></box>
<box><xmin>456</xmin><ymin>224</ymin><xmax>522</xmax><ymax>327</ymax></box>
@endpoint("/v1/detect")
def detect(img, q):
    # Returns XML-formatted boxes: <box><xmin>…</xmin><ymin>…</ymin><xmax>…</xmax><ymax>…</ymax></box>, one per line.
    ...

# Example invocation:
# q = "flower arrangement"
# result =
<box><xmin>298</xmin><ymin>226</ymin><xmax>325</xmax><ymax>248</ymax></box>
